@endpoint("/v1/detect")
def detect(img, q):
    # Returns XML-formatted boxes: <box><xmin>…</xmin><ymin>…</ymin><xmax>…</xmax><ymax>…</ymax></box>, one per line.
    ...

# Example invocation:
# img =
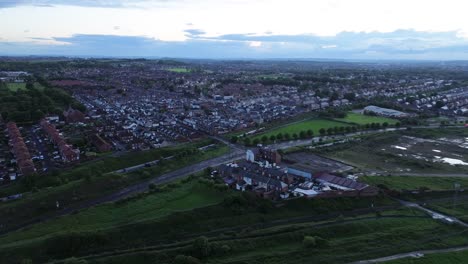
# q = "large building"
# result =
<box><xmin>363</xmin><ymin>105</ymin><xmax>409</xmax><ymax>118</ymax></box>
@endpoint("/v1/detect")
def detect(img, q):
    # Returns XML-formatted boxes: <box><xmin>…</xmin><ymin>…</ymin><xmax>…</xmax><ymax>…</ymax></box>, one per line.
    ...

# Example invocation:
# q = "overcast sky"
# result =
<box><xmin>1</xmin><ymin>0</ymin><xmax>468</xmax><ymax>59</ymax></box>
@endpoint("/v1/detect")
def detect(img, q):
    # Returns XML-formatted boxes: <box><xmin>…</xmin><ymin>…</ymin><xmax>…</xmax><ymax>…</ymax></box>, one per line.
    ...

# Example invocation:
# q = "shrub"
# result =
<box><xmin>303</xmin><ymin>236</ymin><xmax>316</xmax><ymax>248</ymax></box>
<box><xmin>173</xmin><ymin>255</ymin><xmax>201</xmax><ymax>264</ymax></box>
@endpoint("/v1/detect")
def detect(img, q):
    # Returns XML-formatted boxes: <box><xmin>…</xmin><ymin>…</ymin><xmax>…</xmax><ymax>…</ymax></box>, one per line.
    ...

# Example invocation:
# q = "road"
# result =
<box><xmin>398</xmin><ymin>199</ymin><xmax>468</xmax><ymax>228</ymax></box>
<box><xmin>350</xmin><ymin>245</ymin><xmax>468</xmax><ymax>263</ymax></box>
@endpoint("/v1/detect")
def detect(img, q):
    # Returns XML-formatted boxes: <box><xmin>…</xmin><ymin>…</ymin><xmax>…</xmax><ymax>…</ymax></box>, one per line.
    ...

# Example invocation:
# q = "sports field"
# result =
<box><xmin>167</xmin><ymin>67</ymin><xmax>191</xmax><ymax>73</ymax></box>
<box><xmin>334</xmin><ymin>112</ymin><xmax>398</xmax><ymax>125</ymax></box>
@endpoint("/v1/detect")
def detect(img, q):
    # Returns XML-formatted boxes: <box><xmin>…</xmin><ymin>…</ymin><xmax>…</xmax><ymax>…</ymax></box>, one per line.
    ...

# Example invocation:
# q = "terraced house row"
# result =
<box><xmin>6</xmin><ymin>122</ymin><xmax>36</xmax><ymax>176</ymax></box>
<box><xmin>40</xmin><ymin>119</ymin><xmax>80</xmax><ymax>163</ymax></box>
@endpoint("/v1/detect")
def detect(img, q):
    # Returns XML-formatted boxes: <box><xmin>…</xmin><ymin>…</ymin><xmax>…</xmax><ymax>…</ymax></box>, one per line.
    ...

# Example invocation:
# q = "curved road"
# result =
<box><xmin>350</xmin><ymin>245</ymin><xmax>468</xmax><ymax>263</ymax></box>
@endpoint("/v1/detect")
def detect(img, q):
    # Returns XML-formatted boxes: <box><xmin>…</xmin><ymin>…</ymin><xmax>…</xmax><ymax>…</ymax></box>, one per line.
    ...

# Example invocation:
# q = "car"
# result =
<box><xmin>144</xmin><ymin>163</ymin><xmax>151</xmax><ymax>168</ymax></box>
<box><xmin>410</xmin><ymin>253</ymin><xmax>424</xmax><ymax>258</ymax></box>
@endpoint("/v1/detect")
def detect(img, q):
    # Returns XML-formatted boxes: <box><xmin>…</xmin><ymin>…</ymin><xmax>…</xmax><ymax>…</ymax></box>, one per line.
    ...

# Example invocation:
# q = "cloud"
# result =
<box><xmin>0</xmin><ymin>0</ymin><xmax>156</xmax><ymax>9</ymax></box>
<box><xmin>1</xmin><ymin>30</ymin><xmax>468</xmax><ymax>59</ymax></box>
<box><xmin>184</xmin><ymin>29</ymin><xmax>206</xmax><ymax>37</ymax></box>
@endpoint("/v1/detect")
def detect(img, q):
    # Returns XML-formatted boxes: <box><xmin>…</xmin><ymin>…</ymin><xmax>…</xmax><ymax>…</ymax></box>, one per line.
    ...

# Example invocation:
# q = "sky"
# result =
<box><xmin>1</xmin><ymin>0</ymin><xmax>468</xmax><ymax>59</ymax></box>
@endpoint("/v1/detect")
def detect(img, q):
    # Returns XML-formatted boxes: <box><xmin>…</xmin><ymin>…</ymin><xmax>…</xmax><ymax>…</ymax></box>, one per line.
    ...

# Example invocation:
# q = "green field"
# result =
<box><xmin>360</xmin><ymin>176</ymin><xmax>468</xmax><ymax>191</ymax></box>
<box><xmin>0</xmin><ymin>141</ymin><xmax>229</xmax><ymax>234</ymax></box>
<box><xmin>335</xmin><ymin>112</ymin><xmax>399</xmax><ymax>125</ymax></box>
<box><xmin>250</xmin><ymin>119</ymin><xmax>351</xmax><ymax>141</ymax></box>
<box><xmin>6</xmin><ymin>82</ymin><xmax>26</xmax><ymax>91</ymax></box>
<box><xmin>0</xmin><ymin>180</ymin><xmax>225</xmax><ymax>247</ymax></box>
<box><xmin>81</xmin><ymin>211</ymin><xmax>467</xmax><ymax>264</ymax></box>
<box><xmin>167</xmin><ymin>67</ymin><xmax>191</xmax><ymax>73</ymax></box>
<box><xmin>2</xmin><ymin>186</ymin><xmax>468</xmax><ymax>264</ymax></box>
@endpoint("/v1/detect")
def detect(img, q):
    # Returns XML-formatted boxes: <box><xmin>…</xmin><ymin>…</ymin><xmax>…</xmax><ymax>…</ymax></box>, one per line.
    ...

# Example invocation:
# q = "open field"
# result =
<box><xmin>5</xmin><ymin>82</ymin><xmax>45</xmax><ymax>91</ymax></box>
<box><xmin>6</xmin><ymin>82</ymin><xmax>26</xmax><ymax>91</ymax></box>
<box><xmin>0</xmin><ymin>192</ymin><xmax>402</xmax><ymax>263</ymax></box>
<box><xmin>360</xmin><ymin>176</ymin><xmax>468</xmax><ymax>191</ymax></box>
<box><xmin>318</xmin><ymin>131</ymin><xmax>468</xmax><ymax>174</ymax></box>
<box><xmin>0</xmin><ymin>180</ymin><xmax>226</xmax><ymax>247</ymax></box>
<box><xmin>166</xmin><ymin>67</ymin><xmax>191</xmax><ymax>73</ymax></box>
<box><xmin>81</xmin><ymin>210</ymin><xmax>468</xmax><ymax>264</ymax></box>
<box><xmin>334</xmin><ymin>112</ymin><xmax>399</xmax><ymax>125</ymax></box>
<box><xmin>250</xmin><ymin>119</ymin><xmax>351</xmax><ymax>141</ymax></box>
<box><xmin>284</xmin><ymin>152</ymin><xmax>354</xmax><ymax>173</ymax></box>
<box><xmin>0</xmin><ymin>141</ymin><xmax>229</xmax><ymax>234</ymax></box>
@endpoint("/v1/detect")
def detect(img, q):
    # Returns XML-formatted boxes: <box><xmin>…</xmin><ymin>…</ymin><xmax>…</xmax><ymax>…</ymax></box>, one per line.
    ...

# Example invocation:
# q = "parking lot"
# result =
<box><xmin>283</xmin><ymin>152</ymin><xmax>354</xmax><ymax>173</ymax></box>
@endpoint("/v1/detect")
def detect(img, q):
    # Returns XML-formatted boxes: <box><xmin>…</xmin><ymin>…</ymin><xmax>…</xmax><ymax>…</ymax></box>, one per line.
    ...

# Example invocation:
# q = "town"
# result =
<box><xmin>0</xmin><ymin>58</ymin><xmax>468</xmax><ymax>264</ymax></box>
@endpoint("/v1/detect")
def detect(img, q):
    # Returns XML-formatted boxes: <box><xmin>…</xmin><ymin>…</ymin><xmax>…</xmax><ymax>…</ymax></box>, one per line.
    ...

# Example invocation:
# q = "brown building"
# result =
<box><xmin>90</xmin><ymin>134</ymin><xmax>112</xmax><ymax>152</ymax></box>
<box><xmin>63</xmin><ymin>107</ymin><xmax>86</xmax><ymax>123</ymax></box>
<box><xmin>6</xmin><ymin>122</ymin><xmax>36</xmax><ymax>176</ymax></box>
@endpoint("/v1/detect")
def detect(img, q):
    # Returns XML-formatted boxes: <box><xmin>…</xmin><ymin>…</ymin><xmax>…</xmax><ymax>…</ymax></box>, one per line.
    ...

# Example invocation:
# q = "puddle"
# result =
<box><xmin>393</xmin><ymin>145</ymin><xmax>407</xmax><ymax>150</ymax></box>
<box><xmin>440</xmin><ymin>157</ymin><xmax>468</xmax><ymax>166</ymax></box>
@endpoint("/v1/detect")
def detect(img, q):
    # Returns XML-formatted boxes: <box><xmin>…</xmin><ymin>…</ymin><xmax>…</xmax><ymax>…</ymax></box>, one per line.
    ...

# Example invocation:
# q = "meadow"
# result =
<box><xmin>167</xmin><ymin>67</ymin><xmax>191</xmax><ymax>73</ymax></box>
<box><xmin>360</xmin><ymin>176</ymin><xmax>468</xmax><ymax>191</ymax></box>
<box><xmin>334</xmin><ymin>112</ymin><xmax>399</xmax><ymax>125</ymax></box>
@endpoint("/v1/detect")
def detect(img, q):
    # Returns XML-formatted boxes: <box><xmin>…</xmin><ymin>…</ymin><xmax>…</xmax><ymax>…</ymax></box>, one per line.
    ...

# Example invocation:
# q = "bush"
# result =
<box><xmin>303</xmin><ymin>235</ymin><xmax>328</xmax><ymax>248</ymax></box>
<box><xmin>173</xmin><ymin>255</ymin><xmax>201</xmax><ymax>264</ymax></box>
<box><xmin>64</xmin><ymin>257</ymin><xmax>88</xmax><ymax>264</ymax></box>
<box><xmin>303</xmin><ymin>236</ymin><xmax>316</xmax><ymax>248</ymax></box>
<box><xmin>192</xmin><ymin>236</ymin><xmax>211</xmax><ymax>258</ymax></box>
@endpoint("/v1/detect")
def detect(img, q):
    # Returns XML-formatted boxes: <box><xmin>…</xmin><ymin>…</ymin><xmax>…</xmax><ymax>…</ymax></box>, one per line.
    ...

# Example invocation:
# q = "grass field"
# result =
<box><xmin>360</xmin><ymin>176</ymin><xmax>468</xmax><ymax>191</ymax></box>
<box><xmin>250</xmin><ymin>119</ymin><xmax>351</xmax><ymax>141</ymax></box>
<box><xmin>6</xmin><ymin>82</ymin><xmax>45</xmax><ymax>91</ymax></box>
<box><xmin>334</xmin><ymin>112</ymin><xmax>399</xmax><ymax>125</ymax></box>
<box><xmin>166</xmin><ymin>67</ymin><xmax>191</xmax><ymax>73</ymax></box>
<box><xmin>6</xmin><ymin>82</ymin><xmax>26</xmax><ymax>91</ymax></box>
<box><xmin>0</xmin><ymin>180</ymin><xmax>225</xmax><ymax>247</ymax></box>
<box><xmin>86</xmin><ymin>211</ymin><xmax>468</xmax><ymax>264</ymax></box>
<box><xmin>0</xmin><ymin>141</ymin><xmax>229</xmax><ymax>234</ymax></box>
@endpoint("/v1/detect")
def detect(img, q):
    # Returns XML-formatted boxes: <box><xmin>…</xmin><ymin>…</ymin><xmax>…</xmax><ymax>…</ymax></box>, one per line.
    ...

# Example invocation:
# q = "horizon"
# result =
<box><xmin>2</xmin><ymin>1</ymin><xmax>468</xmax><ymax>59</ymax></box>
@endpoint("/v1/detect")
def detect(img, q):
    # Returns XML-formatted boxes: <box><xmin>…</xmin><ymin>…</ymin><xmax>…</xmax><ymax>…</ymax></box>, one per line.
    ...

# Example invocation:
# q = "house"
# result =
<box><xmin>63</xmin><ymin>107</ymin><xmax>86</xmax><ymax>123</ymax></box>
<box><xmin>6</xmin><ymin>122</ymin><xmax>36</xmax><ymax>175</ymax></box>
<box><xmin>90</xmin><ymin>134</ymin><xmax>112</xmax><ymax>152</ymax></box>
<box><xmin>315</xmin><ymin>173</ymin><xmax>379</xmax><ymax>196</ymax></box>
<box><xmin>40</xmin><ymin>119</ymin><xmax>80</xmax><ymax>163</ymax></box>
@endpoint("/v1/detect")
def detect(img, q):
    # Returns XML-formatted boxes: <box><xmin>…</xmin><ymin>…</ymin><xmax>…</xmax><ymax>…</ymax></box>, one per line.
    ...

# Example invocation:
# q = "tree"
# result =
<box><xmin>319</xmin><ymin>128</ymin><xmax>326</xmax><ymax>136</ymax></box>
<box><xmin>269</xmin><ymin>135</ymin><xmax>276</xmax><ymax>142</ymax></box>
<box><xmin>327</xmin><ymin>128</ymin><xmax>333</xmax><ymax>135</ymax></box>
<box><xmin>174</xmin><ymin>255</ymin><xmax>201</xmax><ymax>264</ymax></box>
<box><xmin>306</xmin><ymin>129</ymin><xmax>313</xmax><ymax>137</ymax></box>
<box><xmin>243</xmin><ymin>137</ymin><xmax>251</xmax><ymax>146</ymax></box>
<box><xmin>395</xmin><ymin>122</ymin><xmax>401</xmax><ymax>128</ymax></box>
<box><xmin>230</xmin><ymin>136</ymin><xmax>238</xmax><ymax>144</ymax></box>
<box><xmin>193</xmin><ymin>236</ymin><xmax>211</xmax><ymax>258</ymax></box>
<box><xmin>303</xmin><ymin>236</ymin><xmax>317</xmax><ymax>248</ymax></box>
<box><xmin>292</xmin><ymin>133</ymin><xmax>298</xmax><ymax>140</ymax></box>
<box><xmin>253</xmin><ymin>138</ymin><xmax>260</xmax><ymax>145</ymax></box>
<box><xmin>261</xmin><ymin>135</ymin><xmax>268</xmax><ymax>143</ymax></box>
<box><xmin>64</xmin><ymin>258</ymin><xmax>88</xmax><ymax>264</ymax></box>
<box><xmin>284</xmin><ymin>133</ymin><xmax>291</xmax><ymax>140</ymax></box>
<box><xmin>299</xmin><ymin>131</ymin><xmax>306</xmax><ymax>139</ymax></box>
<box><xmin>344</xmin><ymin>92</ymin><xmax>356</xmax><ymax>101</ymax></box>
<box><xmin>276</xmin><ymin>133</ymin><xmax>283</xmax><ymax>140</ymax></box>
<box><xmin>382</xmin><ymin>122</ymin><xmax>389</xmax><ymax>128</ymax></box>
